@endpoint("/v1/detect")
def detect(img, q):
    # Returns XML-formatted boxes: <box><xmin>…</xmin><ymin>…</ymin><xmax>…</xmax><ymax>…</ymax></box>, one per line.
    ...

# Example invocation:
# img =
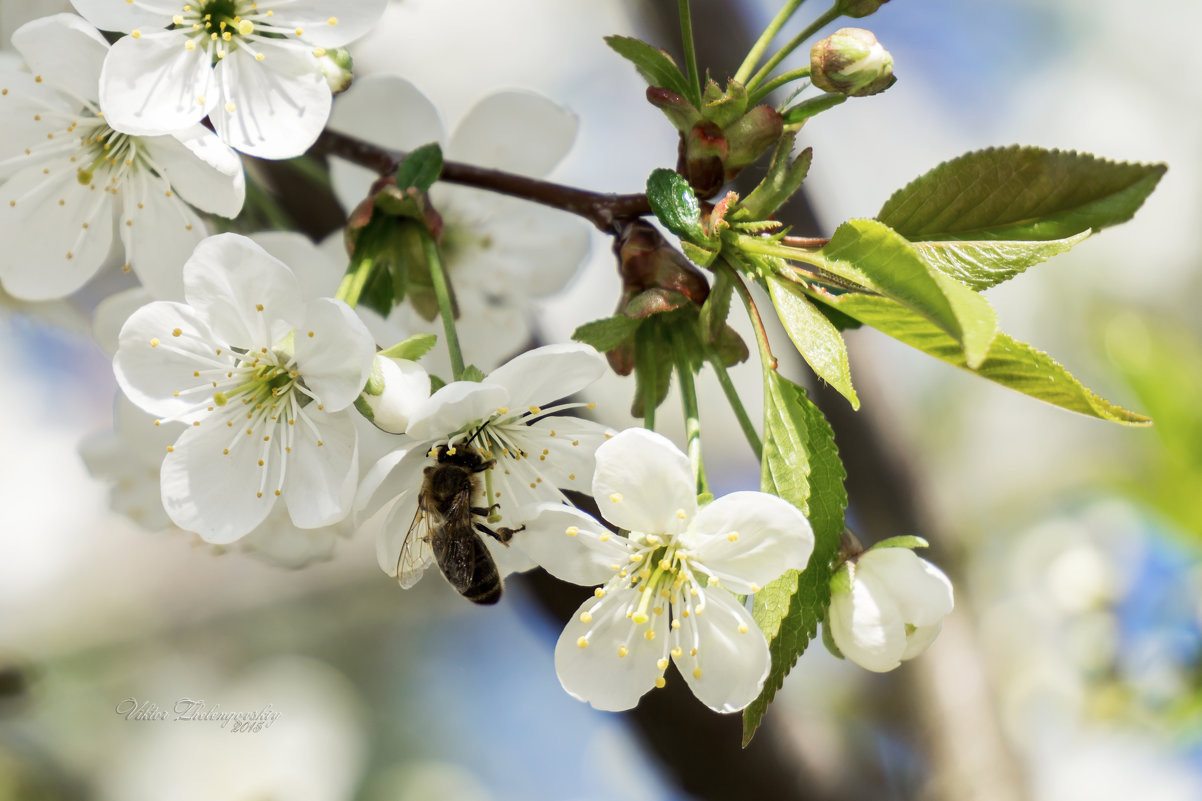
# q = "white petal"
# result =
<box><xmin>0</xmin><ymin>71</ymin><xmax>76</xmax><ymax>174</ymax></box>
<box><xmin>160</xmin><ymin>416</ymin><xmax>279</xmax><ymax>543</ymax></box>
<box><xmin>687</xmin><ymin>491</ymin><xmax>814</xmax><ymax>594</ymax></box>
<box><xmin>516</xmin><ymin>417</ymin><xmax>609</xmax><ymax>496</ymax></box>
<box><xmin>827</xmin><ymin>570</ymin><xmax>907</xmax><ymax>673</ymax></box>
<box><xmin>11</xmin><ymin>13</ymin><xmax>108</xmax><ymax>103</ymax></box>
<box><xmin>354</xmin><ymin>440</ymin><xmax>428</xmax><ymax>523</ymax></box>
<box><xmin>859</xmin><ymin>547</ymin><xmax>954</xmax><ymax>627</ymax></box>
<box><xmin>485</xmin><ymin>533</ymin><xmax>535</xmax><ymax>578</ymax></box>
<box><xmin>251</xmin><ymin>231</ymin><xmax>341</xmax><ymax>298</ymax></box>
<box><xmin>280</xmin><ymin>0</ymin><xmax>389</xmax><ymax>48</ymax></box>
<box><xmin>0</xmin><ymin>161</ymin><xmax>114</xmax><ymax>299</ymax></box>
<box><xmin>449</xmin><ymin>91</ymin><xmax>577</xmax><ymax>176</ymax></box>
<box><xmin>404</xmin><ymin>381</ymin><xmax>508</xmax><ymax>442</ymax></box>
<box><xmin>283</xmin><ymin>407</ymin><xmax>357</xmax><ymax>528</ymax></box>
<box><xmin>901</xmin><ymin>621</ymin><xmax>943</xmax><ymax>661</ymax></box>
<box><xmin>593</xmin><ymin>428</ymin><xmax>696</xmax><ymax>536</ymax></box>
<box><xmin>183</xmin><ymin>233</ymin><xmax>303</xmax><ymax>347</ymax></box>
<box><xmin>93</xmin><ymin>287</ymin><xmax>152</xmax><ymax>356</ymax></box>
<box><xmin>441</xmin><ymin>192</ymin><xmax>589</xmax><ymax>298</ymax></box>
<box><xmin>484</xmin><ymin>343</ymin><xmax>605</xmax><ymax>411</ymax></box>
<box><xmin>674</xmin><ymin>588</ymin><xmax>770</xmax><ymax>713</ymax></box>
<box><xmin>242</xmin><ymin>512</ymin><xmax>338</xmax><ymax>570</ymax></box>
<box><xmin>120</xmin><ymin>168</ymin><xmax>206</xmax><ymax>300</ymax></box>
<box><xmin>142</xmin><ymin>125</ymin><xmax>245</xmax><ymax>217</ymax></box>
<box><xmin>113</xmin><ymin>300</ymin><xmax>222</xmax><ymax>420</ymax></box>
<box><xmin>68</xmin><ymin>0</ymin><xmax>170</xmax><ymax>32</ymax></box>
<box><xmin>519</xmin><ymin>503</ymin><xmax>629</xmax><ymax>586</ymax></box>
<box><xmin>114</xmin><ymin>391</ymin><xmax>180</xmax><ymax>466</ymax></box>
<box><xmin>554</xmin><ymin>589</ymin><xmax>665</xmax><ymax>711</ymax></box>
<box><xmin>99</xmin><ymin>30</ymin><xmax>215</xmax><ymax>137</ymax></box>
<box><xmin>295</xmin><ymin>297</ymin><xmax>375</xmax><ymax>411</ymax></box>
<box><xmin>328</xmin><ymin>74</ymin><xmax>443</xmax><ymax>211</ymax></box>
<box><xmin>362</xmin><ymin>356</ymin><xmax>429</xmax><ymax>434</ymax></box>
<box><xmin>365</xmin><ymin>490</ymin><xmax>428</xmax><ymax>583</ymax></box>
<box><xmin>210</xmin><ymin>42</ymin><xmax>329</xmax><ymax>159</ymax></box>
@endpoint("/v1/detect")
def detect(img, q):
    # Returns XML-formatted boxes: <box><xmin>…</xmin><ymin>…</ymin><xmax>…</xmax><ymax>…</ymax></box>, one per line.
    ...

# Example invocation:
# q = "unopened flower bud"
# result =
<box><xmin>318</xmin><ymin>47</ymin><xmax>354</xmax><ymax>94</ymax></box>
<box><xmin>680</xmin><ymin>121</ymin><xmax>729</xmax><ymax>198</ymax></box>
<box><xmin>810</xmin><ymin>28</ymin><xmax>896</xmax><ymax>98</ymax></box>
<box><xmin>722</xmin><ymin>105</ymin><xmax>783</xmax><ymax>179</ymax></box>
<box><xmin>358</xmin><ymin>355</ymin><xmax>430</xmax><ymax>434</ymax></box>
<box><xmin>827</xmin><ymin>543</ymin><xmax>953</xmax><ymax>672</ymax></box>
<box><xmin>837</xmin><ymin>0</ymin><xmax>890</xmax><ymax>18</ymax></box>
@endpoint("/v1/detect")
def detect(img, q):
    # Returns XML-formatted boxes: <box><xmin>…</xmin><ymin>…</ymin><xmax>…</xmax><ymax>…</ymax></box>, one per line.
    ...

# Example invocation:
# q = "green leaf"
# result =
<box><xmin>395</xmin><ymin>142</ymin><xmax>444</xmax><ymax>193</ymax></box>
<box><xmin>767</xmin><ymin>277</ymin><xmax>859</xmax><ymax>409</ymax></box>
<box><xmin>821</xmin><ymin>293</ymin><xmax>1151</xmax><ymax>425</ymax></box>
<box><xmin>736</xmin><ymin>133</ymin><xmax>812</xmax><ymax>221</ymax></box>
<box><xmin>379</xmin><ymin>333</ymin><xmax>438</xmax><ymax>362</ymax></box>
<box><xmin>572</xmin><ymin>315</ymin><xmax>642</xmax><ymax>352</ymax></box>
<box><xmin>780</xmin><ymin>92</ymin><xmax>846</xmax><ymax>126</ymax></box>
<box><xmin>604</xmin><ymin>35</ymin><xmax>695</xmax><ymax>103</ymax></box>
<box><xmin>631</xmin><ymin>319</ymin><xmax>674</xmax><ymax>418</ymax></box>
<box><xmin>871</xmin><ymin>535</ymin><xmax>929</xmax><ymax>550</ymax></box>
<box><xmin>820</xmin><ymin>219</ymin><xmax>998</xmax><ymax>367</ymax></box>
<box><xmin>878</xmin><ymin>146</ymin><xmax>1166</xmax><ymax>241</ymax></box>
<box><xmin>910</xmin><ymin>231</ymin><xmax>1090</xmax><ymax>291</ymax></box>
<box><xmin>459</xmin><ymin>365</ymin><xmax>485</xmax><ymax>383</ymax></box>
<box><xmin>743</xmin><ymin>375</ymin><xmax>846</xmax><ymax>746</ymax></box>
<box><xmin>699</xmin><ymin>269</ymin><xmax>734</xmax><ymax>343</ymax></box>
<box><xmin>647</xmin><ymin>168</ymin><xmax>707</xmax><ymax>245</ymax></box>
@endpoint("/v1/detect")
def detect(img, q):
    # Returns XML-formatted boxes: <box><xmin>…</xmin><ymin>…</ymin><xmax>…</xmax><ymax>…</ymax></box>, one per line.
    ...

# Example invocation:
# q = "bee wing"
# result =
<box><xmin>397</xmin><ymin>503</ymin><xmax>438</xmax><ymax>589</ymax></box>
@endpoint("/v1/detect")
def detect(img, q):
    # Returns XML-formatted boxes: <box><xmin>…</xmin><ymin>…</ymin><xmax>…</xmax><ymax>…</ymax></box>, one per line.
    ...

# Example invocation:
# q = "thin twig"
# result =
<box><xmin>313</xmin><ymin>129</ymin><xmax>652</xmax><ymax>232</ymax></box>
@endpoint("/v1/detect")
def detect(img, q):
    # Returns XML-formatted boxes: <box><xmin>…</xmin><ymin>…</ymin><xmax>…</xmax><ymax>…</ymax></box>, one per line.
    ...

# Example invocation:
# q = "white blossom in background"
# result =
<box><xmin>357</xmin><ymin>343</ymin><xmax>611</xmax><ymax>585</ymax></box>
<box><xmin>0</xmin><ymin>14</ymin><xmax>244</xmax><ymax>300</ymax></box>
<box><xmin>521</xmin><ymin>428</ymin><xmax>815</xmax><ymax>713</ymax></box>
<box><xmin>827</xmin><ymin>543</ymin><xmax>954</xmax><ymax>672</ymax></box>
<box><xmin>329</xmin><ymin>75</ymin><xmax>590</xmax><ymax>370</ymax></box>
<box><xmin>0</xmin><ymin>0</ymin><xmax>72</xmax><ymax>50</ymax></box>
<box><xmin>70</xmin><ymin>0</ymin><xmax>388</xmax><ymax>159</ymax></box>
<box><xmin>113</xmin><ymin>233</ymin><xmax>375</xmax><ymax>544</ymax></box>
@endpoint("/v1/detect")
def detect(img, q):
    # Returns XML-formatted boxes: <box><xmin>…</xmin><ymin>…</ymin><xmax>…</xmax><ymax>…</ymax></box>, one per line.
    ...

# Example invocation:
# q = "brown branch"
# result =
<box><xmin>312</xmin><ymin>128</ymin><xmax>652</xmax><ymax>233</ymax></box>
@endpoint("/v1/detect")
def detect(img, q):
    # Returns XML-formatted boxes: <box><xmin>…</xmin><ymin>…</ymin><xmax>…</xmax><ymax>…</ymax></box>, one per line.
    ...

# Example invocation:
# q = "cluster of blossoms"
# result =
<box><xmin>3</xmin><ymin>0</ymin><xmax>956</xmax><ymax>717</ymax></box>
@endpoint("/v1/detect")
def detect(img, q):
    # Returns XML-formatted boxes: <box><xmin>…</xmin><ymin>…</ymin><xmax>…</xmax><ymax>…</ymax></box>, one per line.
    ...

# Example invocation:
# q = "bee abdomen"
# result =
<box><xmin>435</xmin><ymin>528</ymin><xmax>504</xmax><ymax>605</ymax></box>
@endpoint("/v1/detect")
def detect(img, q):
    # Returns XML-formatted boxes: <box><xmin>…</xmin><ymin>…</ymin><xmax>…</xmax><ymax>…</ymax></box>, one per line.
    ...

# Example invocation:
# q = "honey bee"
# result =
<box><xmin>400</xmin><ymin>430</ymin><xmax>524</xmax><ymax>605</ymax></box>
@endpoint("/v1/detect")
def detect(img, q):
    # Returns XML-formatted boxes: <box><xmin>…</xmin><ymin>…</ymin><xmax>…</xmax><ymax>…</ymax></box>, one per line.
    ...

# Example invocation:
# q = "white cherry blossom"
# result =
<box><xmin>71</xmin><ymin>0</ymin><xmax>388</xmax><ymax>158</ymax></box>
<box><xmin>521</xmin><ymin>428</ymin><xmax>815</xmax><ymax>713</ymax></box>
<box><xmin>827</xmin><ymin>543</ymin><xmax>954</xmax><ymax>672</ymax></box>
<box><xmin>356</xmin><ymin>343</ymin><xmax>611</xmax><ymax>585</ymax></box>
<box><xmin>329</xmin><ymin>75</ymin><xmax>589</xmax><ymax>370</ymax></box>
<box><xmin>113</xmin><ymin>232</ymin><xmax>375</xmax><ymax>544</ymax></box>
<box><xmin>0</xmin><ymin>14</ymin><xmax>244</xmax><ymax>300</ymax></box>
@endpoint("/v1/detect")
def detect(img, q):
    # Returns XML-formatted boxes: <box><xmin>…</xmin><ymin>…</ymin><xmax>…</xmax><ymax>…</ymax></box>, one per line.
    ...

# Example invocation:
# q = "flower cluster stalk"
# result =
<box><xmin>706</xmin><ymin>348</ymin><xmax>762</xmax><ymax>460</ymax></box>
<box><xmin>677</xmin><ymin>0</ymin><xmax>702</xmax><ymax>101</ymax></box>
<box><xmin>747</xmin><ymin>5</ymin><xmax>843</xmax><ymax>92</ymax></box>
<box><xmin>733</xmin><ymin>0</ymin><xmax>809</xmax><ymax>85</ymax></box>
<box><xmin>421</xmin><ymin>228</ymin><xmax>466</xmax><ymax>380</ymax></box>
<box><xmin>672</xmin><ymin>329</ymin><xmax>708</xmax><ymax>496</ymax></box>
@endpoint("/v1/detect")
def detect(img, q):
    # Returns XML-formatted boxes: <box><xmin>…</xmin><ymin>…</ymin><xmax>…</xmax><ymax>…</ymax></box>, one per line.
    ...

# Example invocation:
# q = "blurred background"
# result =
<box><xmin>1</xmin><ymin>0</ymin><xmax>1199</xmax><ymax>799</ymax></box>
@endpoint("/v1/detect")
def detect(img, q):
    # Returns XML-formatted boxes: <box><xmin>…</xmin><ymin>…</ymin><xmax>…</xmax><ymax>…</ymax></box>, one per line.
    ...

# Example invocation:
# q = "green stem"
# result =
<box><xmin>334</xmin><ymin>256</ymin><xmax>372</xmax><ymax>308</ymax></box>
<box><xmin>733</xmin><ymin>0</ymin><xmax>808</xmax><ymax>86</ymax></box>
<box><xmin>420</xmin><ymin>229</ymin><xmax>465</xmax><ymax>380</ymax></box>
<box><xmin>642</xmin><ymin>373</ymin><xmax>657</xmax><ymax>432</ymax></box>
<box><xmin>748</xmin><ymin>65</ymin><xmax>811</xmax><ymax>105</ymax></box>
<box><xmin>723</xmin><ymin>259</ymin><xmax>776</xmax><ymax>370</ymax></box>
<box><xmin>747</xmin><ymin>5</ymin><xmax>841</xmax><ymax>92</ymax></box>
<box><xmin>672</xmin><ymin>330</ymin><xmax>708</xmax><ymax>497</ymax></box>
<box><xmin>706</xmin><ymin>349</ymin><xmax>762</xmax><ymax>461</ymax></box>
<box><xmin>677</xmin><ymin>0</ymin><xmax>702</xmax><ymax>103</ymax></box>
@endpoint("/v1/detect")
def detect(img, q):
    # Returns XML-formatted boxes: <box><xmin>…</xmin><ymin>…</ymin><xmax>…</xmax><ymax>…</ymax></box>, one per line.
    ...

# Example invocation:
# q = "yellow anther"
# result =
<box><xmin>131</xmin><ymin>29</ymin><xmax>141</xmax><ymax>38</ymax></box>
<box><xmin>653</xmin><ymin>606</ymin><xmax>663</xmax><ymax>616</ymax></box>
<box><xmin>580</xmin><ymin>611</ymin><xmax>592</xmax><ymax>623</ymax></box>
<box><xmin>238</xmin><ymin>19</ymin><xmax>254</xmax><ymax>35</ymax></box>
<box><xmin>496</xmin><ymin>406</ymin><xmax>508</xmax><ymax>415</ymax></box>
<box><xmin>599</xmin><ymin>532</ymin><xmax>610</xmax><ymax>542</ymax></box>
<box><xmin>150</xmin><ymin>338</ymin><xmax>160</xmax><ymax>347</ymax></box>
<box><xmin>569</xmin><ymin>473</ymin><xmax>576</xmax><ymax>481</ymax></box>
<box><xmin>327</xmin><ymin>16</ymin><xmax>338</xmax><ymax>24</ymax></box>
<box><xmin>255</xmin><ymin>303</ymin><xmax>263</xmax><ymax>311</ymax></box>
<box><xmin>617</xmin><ymin>646</ymin><xmax>628</xmax><ymax>658</ymax></box>
<box><xmin>655</xmin><ymin>676</ymin><xmax>666</xmax><ymax>688</ymax></box>
<box><xmin>643</xmin><ymin>629</ymin><xmax>656</xmax><ymax>641</ymax></box>
<box><xmin>255</xmin><ymin>53</ymin><xmax>264</xmax><ymax>61</ymax></box>
<box><xmin>307</xmin><ymin>331</ymin><xmax>315</xmax><ymax>338</ymax></box>
<box><xmin>528</xmin><ymin>406</ymin><xmax>541</xmax><ymax>415</ymax></box>
<box><xmin>671</xmin><ymin>619</ymin><xmax>681</xmax><ymax>630</ymax></box>
<box><xmin>749</xmin><ymin>583</ymin><xmax>761</xmax><ymax>593</ymax></box>
<box><xmin>222</xmin><ymin>31</ymin><xmax>232</xmax><ymax>41</ymax></box>
<box><xmin>676</xmin><ymin>508</ymin><xmax>687</xmax><ymax>520</ymax></box>
<box><xmin>172</xmin><ymin>328</ymin><xmax>182</xmax><ymax>337</ymax></box>
<box><xmin>165</xmin><ymin>445</ymin><xmax>174</xmax><ymax>453</ymax></box>
<box><xmin>173</xmin><ymin>14</ymin><xmax>184</xmax><ymax>24</ymax></box>
<box><xmin>692</xmin><ymin>667</ymin><xmax>702</xmax><ymax>679</ymax></box>
<box><xmin>312</xmin><ymin>47</ymin><xmax>325</xmax><ymax>57</ymax></box>
<box><xmin>256</xmin><ymin>491</ymin><xmax>263</xmax><ymax>498</ymax></box>
<box><xmin>657</xmin><ymin>658</ymin><xmax>669</xmax><ymax>670</ymax></box>
<box><xmin>609</xmin><ymin>493</ymin><xmax>622</xmax><ymax>503</ymax></box>
<box><xmin>690</xmin><ymin>647</ymin><xmax>697</xmax><ymax>656</ymax></box>
<box><xmin>738</xmin><ymin>623</ymin><xmax>749</xmax><ymax>634</ymax></box>
<box><xmin>671</xmin><ymin>646</ymin><xmax>683</xmax><ymax>658</ymax></box>
<box><xmin>294</xmin><ymin>27</ymin><xmax>303</xmax><ymax>35</ymax></box>
<box><xmin>632</xmin><ymin>612</ymin><xmax>648</xmax><ymax>625</ymax></box>
<box><xmin>727</xmin><ymin>531</ymin><xmax>739</xmax><ymax>542</ymax></box>
<box><xmin>565</xmin><ymin>526</ymin><xmax>579</xmax><ymax>537</ymax></box>
<box><xmin>576</xmin><ymin>637</ymin><xmax>588</xmax><ymax>649</ymax></box>
<box><xmin>593</xmin><ymin>587</ymin><xmax>606</xmax><ymax>598</ymax></box>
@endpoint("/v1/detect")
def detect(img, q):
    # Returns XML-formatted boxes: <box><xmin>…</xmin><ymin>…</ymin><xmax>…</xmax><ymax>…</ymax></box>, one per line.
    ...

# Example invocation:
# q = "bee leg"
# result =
<box><xmin>474</xmin><ymin>522</ymin><xmax>524</xmax><ymax>546</ymax></box>
<box><xmin>469</xmin><ymin>503</ymin><xmax>502</xmax><ymax>517</ymax></box>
